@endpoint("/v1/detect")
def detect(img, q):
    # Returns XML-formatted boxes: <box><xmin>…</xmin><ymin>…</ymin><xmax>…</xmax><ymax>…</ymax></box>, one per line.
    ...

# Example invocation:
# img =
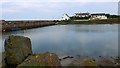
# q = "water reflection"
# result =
<box><xmin>1</xmin><ymin>24</ymin><xmax>118</xmax><ymax>57</ymax></box>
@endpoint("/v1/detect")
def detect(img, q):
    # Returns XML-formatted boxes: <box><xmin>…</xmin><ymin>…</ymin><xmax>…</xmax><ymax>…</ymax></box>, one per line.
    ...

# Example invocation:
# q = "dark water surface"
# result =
<box><xmin>1</xmin><ymin>24</ymin><xmax>118</xmax><ymax>58</ymax></box>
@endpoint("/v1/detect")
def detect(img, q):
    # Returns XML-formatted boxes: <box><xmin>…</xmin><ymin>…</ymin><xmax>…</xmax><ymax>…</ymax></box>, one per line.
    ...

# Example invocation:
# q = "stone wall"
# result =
<box><xmin>2</xmin><ymin>20</ymin><xmax>59</xmax><ymax>32</ymax></box>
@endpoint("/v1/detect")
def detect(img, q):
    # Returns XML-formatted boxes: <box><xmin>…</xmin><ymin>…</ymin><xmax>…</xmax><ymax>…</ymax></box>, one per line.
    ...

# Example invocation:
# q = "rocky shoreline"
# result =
<box><xmin>1</xmin><ymin>35</ymin><xmax>120</xmax><ymax>68</ymax></box>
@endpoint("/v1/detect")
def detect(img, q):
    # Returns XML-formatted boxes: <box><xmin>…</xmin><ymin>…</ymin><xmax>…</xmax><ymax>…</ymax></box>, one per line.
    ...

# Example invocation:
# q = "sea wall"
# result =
<box><xmin>2</xmin><ymin>20</ymin><xmax>59</xmax><ymax>32</ymax></box>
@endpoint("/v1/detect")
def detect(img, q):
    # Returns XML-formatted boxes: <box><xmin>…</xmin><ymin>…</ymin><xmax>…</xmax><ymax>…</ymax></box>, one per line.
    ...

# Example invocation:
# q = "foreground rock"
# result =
<box><xmin>0</xmin><ymin>52</ymin><xmax>6</xmax><ymax>68</ymax></box>
<box><xmin>4</xmin><ymin>35</ymin><xmax>32</xmax><ymax>67</ymax></box>
<box><xmin>68</xmin><ymin>57</ymin><xmax>119</xmax><ymax>67</ymax></box>
<box><xmin>97</xmin><ymin>58</ymin><xmax>115</xmax><ymax>66</ymax></box>
<box><xmin>17</xmin><ymin>52</ymin><xmax>61</xmax><ymax>67</ymax></box>
<box><xmin>70</xmin><ymin>58</ymin><xmax>97</xmax><ymax>66</ymax></box>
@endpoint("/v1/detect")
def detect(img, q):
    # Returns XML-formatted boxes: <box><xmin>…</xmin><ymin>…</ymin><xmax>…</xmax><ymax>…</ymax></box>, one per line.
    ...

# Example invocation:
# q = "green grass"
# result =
<box><xmin>60</xmin><ymin>18</ymin><xmax>120</xmax><ymax>24</ymax></box>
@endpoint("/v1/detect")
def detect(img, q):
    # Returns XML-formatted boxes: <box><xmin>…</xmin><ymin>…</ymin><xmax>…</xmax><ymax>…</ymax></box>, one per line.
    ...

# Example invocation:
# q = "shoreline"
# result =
<box><xmin>1</xmin><ymin>51</ymin><xmax>120</xmax><ymax>67</ymax></box>
<box><xmin>1</xmin><ymin>18</ymin><xmax>119</xmax><ymax>32</ymax></box>
<box><xmin>1</xmin><ymin>35</ymin><xmax>120</xmax><ymax>67</ymax></box>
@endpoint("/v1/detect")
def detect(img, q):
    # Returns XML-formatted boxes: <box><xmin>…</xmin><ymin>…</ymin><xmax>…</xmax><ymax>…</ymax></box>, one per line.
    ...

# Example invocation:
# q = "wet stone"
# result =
<box><xmin>17</xmin><ymin>52</ymin><xmax>61</xmax><ymax>67</ymax></box>
<box><xmin>4</xmin><ymin>35</ymin><xmax>32</xmax><ymax>67</ymax></box>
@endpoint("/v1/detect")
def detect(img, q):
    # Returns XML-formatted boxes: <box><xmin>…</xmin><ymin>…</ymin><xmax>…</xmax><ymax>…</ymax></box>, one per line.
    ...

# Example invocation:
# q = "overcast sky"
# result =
<box><xmin>0</xmin><ymin>0</ymin><xmax>119</xmax><ymax>20</ymax></box>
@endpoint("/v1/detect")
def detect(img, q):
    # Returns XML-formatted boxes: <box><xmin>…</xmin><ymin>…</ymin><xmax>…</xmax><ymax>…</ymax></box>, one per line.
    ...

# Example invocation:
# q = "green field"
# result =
<box><xmin>60</xmin><ymin>18</ymin><xmax>120</xmax><ymax>24</ymax></box>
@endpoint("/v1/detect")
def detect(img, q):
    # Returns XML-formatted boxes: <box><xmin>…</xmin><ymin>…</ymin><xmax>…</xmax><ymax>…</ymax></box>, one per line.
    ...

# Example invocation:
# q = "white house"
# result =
<box><xmin>61</xmin><ymin>13</ymin><xmax>70</xmax><ymax>20</ymax></box>
<box><xmin>75</xmin><ymin>12</ymin><xmax>90</xmax><ymax>17</ymax></box>
<box><xmin>90</xmin><ymin>13</ymin><xmax>107</xmax><ymax>20</ymax></box>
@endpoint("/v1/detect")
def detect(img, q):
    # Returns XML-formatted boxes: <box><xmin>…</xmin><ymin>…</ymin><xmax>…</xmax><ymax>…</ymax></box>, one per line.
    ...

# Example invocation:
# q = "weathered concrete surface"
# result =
<box><xmin>4</xmin><ymin>35</ymin><xmax>32</xmax><ymax>66</ymax></box>
<box><xmin>17</xmin><ymin>52</ymin><xmax>61</xmax><ymax>67</ymax></box>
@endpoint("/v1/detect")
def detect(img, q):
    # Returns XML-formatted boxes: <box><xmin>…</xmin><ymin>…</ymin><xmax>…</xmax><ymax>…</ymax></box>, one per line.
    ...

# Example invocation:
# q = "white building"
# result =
<box><xmin>75</xmin><ymin>12</ymin><xmax>90</xmax><ymax>17</ymax></box>
<box><xmin>61</xmin><ymin>13</ymin><xmax>70</xmax><ymax>20</ymax></box>
<box><xmin>90</xmin><ymin>13</ymin><xmax>107</xmax><ymax>20</ymax></box>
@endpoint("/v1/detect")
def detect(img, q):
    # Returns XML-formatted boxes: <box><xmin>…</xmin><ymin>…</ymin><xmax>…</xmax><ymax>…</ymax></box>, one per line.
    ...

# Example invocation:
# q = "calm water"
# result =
<box><xmin>1</xmin><ymin>24</ymin><xmax>118</xmax><ymax>58</ymax></box>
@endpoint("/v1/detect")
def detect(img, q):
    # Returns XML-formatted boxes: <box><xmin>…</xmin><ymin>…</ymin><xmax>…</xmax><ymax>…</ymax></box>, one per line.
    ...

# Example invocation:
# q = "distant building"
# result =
<box><xmin>75</xmin><ymin>12</ymin><xmax>90</xmax><ymax>17</ymax></box>
<box><xmin>0</xmin><ymin>20</ymin><xmax>6</xmax><ymax>23</ymax></box>
<box><xmin>61</xmin><ymin>13</ymin><xmax>70</xmax><ymax>20</ymax></box>
<box><xmin>90</xmin><ymin>13</ymin><xmax>107</xmax><ymax>20</ymax></box>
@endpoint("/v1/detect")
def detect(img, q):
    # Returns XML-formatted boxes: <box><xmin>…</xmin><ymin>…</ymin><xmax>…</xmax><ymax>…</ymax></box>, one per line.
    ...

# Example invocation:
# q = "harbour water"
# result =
<box><xmin>1</xmin><ymin>24</ymin><xmax>118</xmax><ymax>58</ymax></box>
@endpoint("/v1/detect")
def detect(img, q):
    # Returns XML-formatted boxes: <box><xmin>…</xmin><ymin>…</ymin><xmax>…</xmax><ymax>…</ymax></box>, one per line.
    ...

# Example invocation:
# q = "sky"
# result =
<box><xmin>0</xmin><ymin>0</ymin><xmax>119</xmax><ymax>20</ymax></box>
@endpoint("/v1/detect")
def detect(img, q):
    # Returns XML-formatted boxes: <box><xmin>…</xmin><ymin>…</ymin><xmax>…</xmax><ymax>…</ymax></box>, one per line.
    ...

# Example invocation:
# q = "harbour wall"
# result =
<box><xmin>1</xmin><ymin>20</ymin><xmax>60</xmax><ymax>32</ymax></box>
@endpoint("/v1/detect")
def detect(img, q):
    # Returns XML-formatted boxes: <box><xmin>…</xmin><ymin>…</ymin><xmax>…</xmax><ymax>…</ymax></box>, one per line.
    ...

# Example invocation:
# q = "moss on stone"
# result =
<box><xmin>70</xmin><ymin>58</ymin><xmax>98</xmax><ymax>67</ymax></box>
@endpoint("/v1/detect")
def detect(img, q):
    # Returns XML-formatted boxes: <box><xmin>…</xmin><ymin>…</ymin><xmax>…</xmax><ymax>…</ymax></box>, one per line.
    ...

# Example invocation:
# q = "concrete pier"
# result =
<box><xmin>1</xmin><ymin>20</ymin><xmax>60</xmax><ymax>32</ymax></box>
